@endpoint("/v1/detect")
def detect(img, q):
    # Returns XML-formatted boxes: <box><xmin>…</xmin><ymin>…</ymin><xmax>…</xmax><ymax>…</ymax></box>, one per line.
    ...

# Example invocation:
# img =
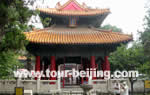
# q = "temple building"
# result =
<box><xmin>24</xmin><ymin>0</ymin><xmax>132</xmax><ymax>87</ymax></box>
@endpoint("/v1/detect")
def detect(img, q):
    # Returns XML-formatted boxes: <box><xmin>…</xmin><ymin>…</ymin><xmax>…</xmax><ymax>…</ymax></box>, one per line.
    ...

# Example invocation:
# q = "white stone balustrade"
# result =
<box><xmin>0</xmin><ymin>79</ymin><xmax>150</xmax><ymax>94</ymax></box>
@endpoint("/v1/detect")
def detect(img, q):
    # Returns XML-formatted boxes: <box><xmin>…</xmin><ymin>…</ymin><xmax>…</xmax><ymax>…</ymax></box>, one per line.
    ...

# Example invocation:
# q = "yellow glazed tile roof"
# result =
<box><xmin>38</xmin><ymin>8</ymin><xmax>110</xmax><ymax>16</ymax></box>
<box><xmin>18</xmin><ymin>56</ymin><xmax>27</xmax><ymax>60</ymax></box>
<box><xmin>24</xmin><ymin>26</ymin><xmax>132</xmax><ymax>45</ymax></box>
<box><xmin>38</xmin><ymin>0</ymin><xmax>110</xmax><ymax>16</ymax></box>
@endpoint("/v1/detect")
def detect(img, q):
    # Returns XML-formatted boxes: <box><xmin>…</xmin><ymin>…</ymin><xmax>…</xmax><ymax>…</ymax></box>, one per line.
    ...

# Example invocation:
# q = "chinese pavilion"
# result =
<box><xmin>25</xmin><ymin>0</ymin><xmax>132</xmax><ymax>87</ymax></box>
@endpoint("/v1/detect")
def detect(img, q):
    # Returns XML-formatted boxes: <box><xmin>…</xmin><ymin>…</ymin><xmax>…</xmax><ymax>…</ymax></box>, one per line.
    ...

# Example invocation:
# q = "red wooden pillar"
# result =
<box><xmin>50</xmin><ymin>56</ymin><xmax>56</xmax><ymax>84</ymax></box>
<box><xmin>104</xmin><ymin>56</ymin><xmax>110</xmax><ymax>71</ymax></box>
<box><xmin>35</xmin><ymin>56</ymin><xmax>40</xmax><ymax>80</ymax></box>
<box><xmin>102</xmin><ymin>56</ymin><xmax>110</xmax><ymax>79</ymax></box>
<box><xmin>90</xmin><ymin>56</ymin><xmax>96</xmax><ymax>80</ymax></box>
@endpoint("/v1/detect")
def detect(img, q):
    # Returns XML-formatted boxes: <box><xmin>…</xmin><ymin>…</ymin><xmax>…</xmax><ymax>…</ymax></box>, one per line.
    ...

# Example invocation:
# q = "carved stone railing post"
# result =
<box><xmin>57</xmin><ymin>77</ymin><xmax>61</xmax><ymax>91</ymax></box>
<box><xmin>16</xmin><ymin>78</ymin><xmax>21</xmax><ymax>87</ymax></box>
<box><xmin>36</xmin><ymin>78</ymin><xmax>40</xmax><ymax>94</ymax></box>
<box><xmin>107</xmin><ymin>79</ymin><xmax>111</xmax><ymax>92</ymax></box>
<box><xmin>88</xmin><ymin>76</ymin><xmax>92</xmax><ymax>85</ymax></box>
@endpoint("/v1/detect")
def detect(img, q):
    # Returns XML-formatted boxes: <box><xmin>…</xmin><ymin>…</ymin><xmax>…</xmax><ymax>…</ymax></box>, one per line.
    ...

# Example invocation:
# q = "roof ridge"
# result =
<box><xmin>24</xmin><ymin>25</ymin><xmax>57</xmax><ymax>35</ymax></box>
<box><xmin>103</xmin><ymin>31</ymin><xmax>132</xmax><ymax>36</ymax></box>
<box><xmin>91</xmin><ymin>27</ymin><xmax>132</xmax><ymax>37</ymax></box>
<box><xmin>59</xmin><ymin>0</ymin><xmax>86</xmax><ymax>11</ymax></box>
<box><xmin>24</xmin><ymin>28</ymin><xmax>48</xmax><ymax>35</ymax></box>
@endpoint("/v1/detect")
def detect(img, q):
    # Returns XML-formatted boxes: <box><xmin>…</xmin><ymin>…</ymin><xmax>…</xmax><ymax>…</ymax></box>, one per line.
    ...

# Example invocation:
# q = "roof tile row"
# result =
<box><xmin>24</xmin><ymin>27</ymin><xmax>132</xmax><ymax>44</ymax></box>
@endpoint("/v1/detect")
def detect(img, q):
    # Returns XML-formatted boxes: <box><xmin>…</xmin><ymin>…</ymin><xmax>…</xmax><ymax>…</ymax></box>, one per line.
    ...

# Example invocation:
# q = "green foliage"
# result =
<box><xmin>0</xmin><ymin>0</ymin><xmax>33</xmax><ymax>52</ymax></box>
<box><xmin>100</xmin><ymin>24</ymin><xmax>122</xmax><ymax>32</ymax></box>
<box><xmin>109</xmin><ymin>43</ymin><xmax>149</xmax><ymax>95</ymax></box>
<box><xmin>40</xmin><ymin>17</ymin><xmax>52</xmax><ymax>27</ymax></box>
<box><xmin>140</xmin><ymin>8</ymin><xmax>150</xmax><ymax>59</ymax></box>
<box><xmin>0</xmin><ymin>0</ymin><xmax>34</xmax><ymax>78</ymax></box>
<box><xmin>109</xmin><ymin>43</ymin><xmax>149</xmax><ymax>75</ymax></box>
<box><xmin>0</xmin><ymin>0</ymin><xmax>32</xmax><ymax>29</ymax></box>
<box><xmin>139</xmin><ymin>61</ymin><xmax>150</xmax><ymax>76</ymax></box>
<box><xmin>1</xmin><ymin>22</ymin><xmax>28</xmax><ymax>52</ymax></box>
<box><xmin>0</xmin><ymin>51</ymin><xmax>23</xmax><ymax>79</ymax></box>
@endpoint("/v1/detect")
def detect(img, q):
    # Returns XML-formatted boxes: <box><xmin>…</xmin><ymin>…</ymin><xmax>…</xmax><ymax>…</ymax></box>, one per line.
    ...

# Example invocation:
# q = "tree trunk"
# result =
<box><xmin>129</xmin><ymin>78</ymin><xmax>137</xmax><ymax>95</ymax></box>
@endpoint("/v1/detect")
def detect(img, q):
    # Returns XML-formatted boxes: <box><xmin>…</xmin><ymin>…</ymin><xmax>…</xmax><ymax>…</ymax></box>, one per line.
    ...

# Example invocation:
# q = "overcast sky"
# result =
<box><xmin>32</xmin><ymin>0</ymin><xmax>147</xmax><ymax>40</ymax></box>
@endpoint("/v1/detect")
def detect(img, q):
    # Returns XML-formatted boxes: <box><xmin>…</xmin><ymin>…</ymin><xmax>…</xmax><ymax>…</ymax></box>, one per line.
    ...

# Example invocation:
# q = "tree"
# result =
<box><xmin>100</xmin><ymin>24</ymin><xmax>122</xmax><ymax>32</ymax></box>
<box><xmin>139</xmin><ymin>61</ymin><xmax>150</xmax><ymax>77</ymax></box>
<box><xmin>0</xmin><ymin>51</ymin><xmax>23</xmax><ymax>79</ymax></box>
<box><xmin>140</xmin><ymin>8</ymin><xmax>150</xmax><ymax>59</ymax></box>
<box><xmin>109</xmin><ymin>43</ymin><xmax>149</xmax><ymax>95</ymax></box>
<box><xmin>0</xmin><ymin>0</ymin><xmax>35</xmax><ymax>78</ymax></box>
<box><xmin>109</xmin><ymin>42</ymin><xmax>149</xmax><ymax>76</ymax></box>
<box><xmin>109</xmin><ymin>43</ymin><xmax>146</xmax><ymax>72</ymax></box>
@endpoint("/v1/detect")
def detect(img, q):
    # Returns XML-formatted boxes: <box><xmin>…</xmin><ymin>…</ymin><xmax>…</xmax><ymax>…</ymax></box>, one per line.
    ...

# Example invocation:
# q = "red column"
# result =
<box><xmin>50</xmin><ymin>56</ymin><xmax>56</xmax><ymax>84</ymax></box>
<box><xmin>35</xmin><ymin>56</ymin><xmax>41</xmax><ymax>71</ymax></box>
<box><xmin>104</xmin><ymin>56</ymin><xmax>110</xmax><ymax>71</ymax></box>
<box><xmin>102</xmin><ymin>56</ymin><xmax>110</xmax><ymax>79</ymax></box>
<box><xmin>35</xmin><ymin>56</ymin><xmax>40</xmax><ymax>80</ymax></box>
<box><xmin>90</xmin><ymin>56</ymin><xmax>96</xmax><ymax>80</ymax></box>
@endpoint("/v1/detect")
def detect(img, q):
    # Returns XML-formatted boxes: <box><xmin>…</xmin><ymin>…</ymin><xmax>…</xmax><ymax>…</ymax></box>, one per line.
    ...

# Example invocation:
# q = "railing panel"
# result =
<box><xmin>40</xmin><ymin>80</ymin><xmax>58</xmax><ymax>93</ymax></box>
<box><xmin>92</xmin><ymin>80</ymin><xmax>108</xmax><ymax>93</ymax></box>
<box><xmin>0</xmin><ymin>80</ymin><xmax>16</xmax><ymax>93</ymax></box>
<box><xmin>0</xmin><ymin>79</ymin><xmax>148</xmax><ymax>94</ymax></box>
<box><xmin>20</xmin><ymin>80</ymin><xmax>37</xmax><ymax>93</ymax></box>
